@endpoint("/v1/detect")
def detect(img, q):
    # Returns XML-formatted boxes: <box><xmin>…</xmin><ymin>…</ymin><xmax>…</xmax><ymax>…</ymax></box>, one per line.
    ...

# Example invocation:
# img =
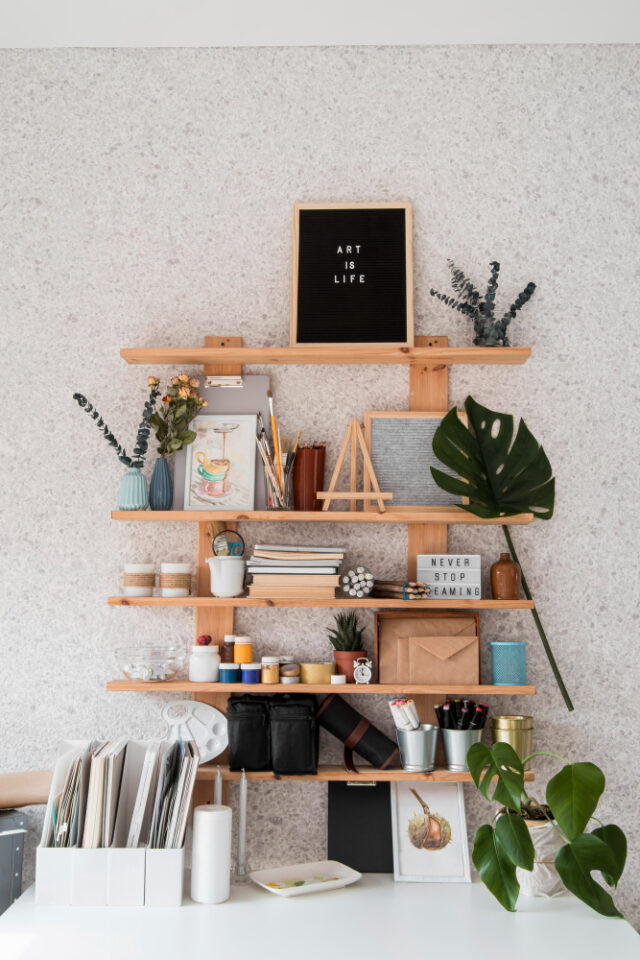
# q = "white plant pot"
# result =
<box><xmin>517</xmin><ymin>819</ymin><xmax>566</xmax><ymax>898</ymax></box>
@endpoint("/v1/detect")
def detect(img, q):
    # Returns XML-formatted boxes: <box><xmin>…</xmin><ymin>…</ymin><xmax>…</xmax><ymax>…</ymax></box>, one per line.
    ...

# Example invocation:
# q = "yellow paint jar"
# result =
<box><xmin>234</xmin><ymin>637</ymin><xmax>253</xmax><ymax>664</ymax></box>
<box><xmin>261</xmin><ymin>657</ymin><xmax>280</xmax><ymax>684</ymax></box>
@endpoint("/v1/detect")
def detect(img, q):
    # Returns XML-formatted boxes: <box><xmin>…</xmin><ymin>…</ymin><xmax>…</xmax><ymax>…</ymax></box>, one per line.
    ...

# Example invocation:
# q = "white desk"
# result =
<box><xmin>1</xmin><ymin>875</ymin><xmax>638</xmax><ymax>960</ymax></box>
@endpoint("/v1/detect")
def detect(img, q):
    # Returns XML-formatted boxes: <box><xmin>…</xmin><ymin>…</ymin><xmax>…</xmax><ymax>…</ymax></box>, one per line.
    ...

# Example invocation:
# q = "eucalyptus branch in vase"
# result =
<box><xmin>430</xmin><ymin>395</ymin><xmax>573</xmax><ymax>712</ymax></box>
<box><xmin>72</xmin><ymin>376</ymin><xmax>161</xmax><ymax>469</ymax></box>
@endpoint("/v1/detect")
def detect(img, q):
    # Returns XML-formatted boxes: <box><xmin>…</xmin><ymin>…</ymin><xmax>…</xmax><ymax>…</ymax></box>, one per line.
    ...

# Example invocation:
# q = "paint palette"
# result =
<box><xmin>250</xmin><ymin>860</ymin><xmax>362</xmax><ymax>897</ymax></box>
<box><xmin>161</xmin><ymin>700</ymin><xmax>228</xmax><ymax>764</ymax></box>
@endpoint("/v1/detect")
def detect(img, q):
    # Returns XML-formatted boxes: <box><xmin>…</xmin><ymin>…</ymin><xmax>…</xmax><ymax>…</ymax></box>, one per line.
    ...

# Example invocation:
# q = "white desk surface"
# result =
<box><xmin>1</xmin><ymin>875</ymin><xmax>638</xmax><ymax>960</ymax></box>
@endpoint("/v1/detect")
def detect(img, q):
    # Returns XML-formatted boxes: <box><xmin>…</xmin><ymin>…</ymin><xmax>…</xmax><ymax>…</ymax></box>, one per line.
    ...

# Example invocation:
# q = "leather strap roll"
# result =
<box><xmin>317</xmin><ymin>695</ymin><xmax>400</xmax><ymax>771</ymax></box>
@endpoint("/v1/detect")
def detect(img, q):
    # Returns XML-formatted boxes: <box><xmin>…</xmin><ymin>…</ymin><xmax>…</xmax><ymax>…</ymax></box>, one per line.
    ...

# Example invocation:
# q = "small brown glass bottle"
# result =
<box><xmin>490</xmin><ymin>553</ymin><xmax>522</xmax><ymax>600</ymax></box>
<box><xmin>220</xmin><ymin>635</ymin><xmax>236</xmax><ymax>663</ymax></box>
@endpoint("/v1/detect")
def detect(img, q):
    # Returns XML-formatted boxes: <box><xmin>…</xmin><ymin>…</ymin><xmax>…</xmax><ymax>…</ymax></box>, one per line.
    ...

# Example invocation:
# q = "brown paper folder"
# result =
<box><xmin>375</xmin><ymin>611</ymin><xmax>480</xmax><ymax>684</ymax></box>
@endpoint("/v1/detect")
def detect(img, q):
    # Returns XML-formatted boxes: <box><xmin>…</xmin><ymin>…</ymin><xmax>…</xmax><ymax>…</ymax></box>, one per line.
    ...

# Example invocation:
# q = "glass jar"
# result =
<box><xmin>220</xmin><ymin>636</ymin><xmax>236</xmax><ymax>663</ymax></box>
<box><xmin>234</xmin><ymin>637</ymin><xmax>253</xmax><ymax>664</ymax></box>
<box><xmin>261</xmin><ymin>657</ymin><xmax>280</xmax><ymax>684</ymax></box>
<box><xmin>189</xmin><ymin>645</ymin><xmax>220</xmax><ymax>683</ymax></box>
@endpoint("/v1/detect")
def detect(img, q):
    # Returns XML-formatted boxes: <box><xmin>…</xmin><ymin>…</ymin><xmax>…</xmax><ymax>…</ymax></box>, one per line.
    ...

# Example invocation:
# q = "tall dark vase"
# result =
<box><xmin>149</xmin><ymin>457</ymin><xmax>173</xmax><ymax>510</ymax></box>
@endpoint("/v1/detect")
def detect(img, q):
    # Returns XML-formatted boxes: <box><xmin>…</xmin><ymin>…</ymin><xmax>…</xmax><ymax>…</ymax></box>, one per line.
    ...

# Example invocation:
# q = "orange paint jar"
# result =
<box><xmin>234</xmin><ymin>637</ymin><xmax>253</xmax><ymax>664</ymax></box>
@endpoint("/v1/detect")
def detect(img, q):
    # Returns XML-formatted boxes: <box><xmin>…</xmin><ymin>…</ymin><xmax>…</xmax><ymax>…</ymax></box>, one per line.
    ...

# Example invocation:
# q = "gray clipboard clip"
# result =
<box><xmin>205</xmin><ymin>375</ymin><xmax>244</xmax><ymax>388</ymax></box>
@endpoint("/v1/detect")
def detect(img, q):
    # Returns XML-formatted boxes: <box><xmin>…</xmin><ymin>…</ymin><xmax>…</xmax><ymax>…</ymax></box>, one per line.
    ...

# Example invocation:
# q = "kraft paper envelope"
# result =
<box><xmin>378</xmin><ymin>615</ymin><xmax>479</xmax><ymax>684</ymax></box>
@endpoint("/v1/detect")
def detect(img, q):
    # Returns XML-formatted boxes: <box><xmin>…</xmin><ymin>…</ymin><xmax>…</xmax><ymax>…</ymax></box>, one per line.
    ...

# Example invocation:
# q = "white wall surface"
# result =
<box><xmin>1</xmin><ymin>43</ymin><xmax>639</xmax><ymax>926</ymax></box>
<box><xmin>1</xmin><ymin>0</ymin><xmax>640</xmax><ymax>47</ymax></box>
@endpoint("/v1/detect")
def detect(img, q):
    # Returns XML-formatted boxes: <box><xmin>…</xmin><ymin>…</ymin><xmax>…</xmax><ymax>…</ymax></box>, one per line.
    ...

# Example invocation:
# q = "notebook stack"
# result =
<box><xmin>247</xmin><ymin>544</ymin><xmax>345</xmax><ymax>599</ymax></box>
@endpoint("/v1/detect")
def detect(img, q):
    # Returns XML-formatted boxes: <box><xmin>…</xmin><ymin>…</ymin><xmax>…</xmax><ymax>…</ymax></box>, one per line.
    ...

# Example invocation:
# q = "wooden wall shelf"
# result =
<box><xmin>111</xmin><ymin>507</ymin><xmax>533</xmax><ymax>525</ymax></box>
<box><xmin>121</xmin><ymin>345</ymin><xmax>530</xmax><ymax>367</ymax></box>
<box><xmin>108</xmin><ymin>595</ymin><xmax>534</xmax><ymax>610</ymax></box>
<box><xmin>195</xmin><ymin>763</ymin><xmax>536</xmax><ymax>784</ymax></box>
<box><xmin>106</xmin><ymin>680</ymin><xmax>536</xmax><ymax>695</ymax></box>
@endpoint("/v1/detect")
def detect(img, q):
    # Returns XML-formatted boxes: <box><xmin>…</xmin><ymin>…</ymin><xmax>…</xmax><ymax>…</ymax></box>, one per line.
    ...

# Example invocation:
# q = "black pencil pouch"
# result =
<box><xmin>227</xmin><ymin>696</ymin><xmax>271</xmax><ymax>771</ymax></box>
<box><xmin>269</xmin><ymin>694</ymin><xmax>318</xmax><ymax>776</ymax></box>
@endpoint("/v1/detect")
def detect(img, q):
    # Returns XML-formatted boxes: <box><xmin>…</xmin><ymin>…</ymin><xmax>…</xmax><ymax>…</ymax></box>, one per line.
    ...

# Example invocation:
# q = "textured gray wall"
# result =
<box><xmin>1</xmin><ymin>45</ymin><xmax>639</xmax><ymax>924</ymax></box>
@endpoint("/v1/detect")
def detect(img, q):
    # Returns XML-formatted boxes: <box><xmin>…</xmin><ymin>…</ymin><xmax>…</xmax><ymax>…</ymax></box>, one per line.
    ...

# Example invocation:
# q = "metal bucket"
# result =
<box><xmin>491</xmin><ymin>715</ymin><xmax>534</xmax><ymax>770</ymax></box>
<box><xmin>396</xmin><ymin>724</ymin><xmax>439</xmax><ymax>772</ymax></box>
<box><xmin>441</xmin><ymin>728</ymin><xmax>482</xmax><ymax>772</ymax></box>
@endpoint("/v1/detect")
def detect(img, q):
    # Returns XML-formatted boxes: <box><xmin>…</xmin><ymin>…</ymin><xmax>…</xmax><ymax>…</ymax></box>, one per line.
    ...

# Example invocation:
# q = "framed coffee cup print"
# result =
<box><xmin>183</xmin><ymin>414</ymin><xmax>257</xmax><ymax>510</ymax></box>
<box><xmin>291</xmin><ymin>202</ymin><xmax>414</xmax><ymax>347</ymax></box>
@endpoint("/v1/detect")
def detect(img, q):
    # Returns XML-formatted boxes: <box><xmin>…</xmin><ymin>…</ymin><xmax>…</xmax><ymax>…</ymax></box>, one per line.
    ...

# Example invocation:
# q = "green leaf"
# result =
<box><xmin>431</xmin><ymin>396</ymin><xmax>555</xmax><ymax>520</ymax></box>
<box><xmin>467</xmin><ymin>742</ymin><xmax>524</xmax><ymax>812</ymax></box>
<box><xmin>180</xmin><ymin>429</ymin><xmax>197</xmax><ymax>445</ymax></box>
<box><xmin>170</xmin><ymin>438</ymin><xmax>182</xmax><ymax>451</ymax></box>
<box><xmin>555</xmin><ymin>835</ymin><xmax>623</xmax><ymax>917</ymax></box>
<box><xmin>175</xmin><ymin>403</ymin><xmax>187</xmax><ymax>418</ymax></box>
<box><xmin>495</xmin><ymin>813</ymin><xmax>534</xmax><ymax>871</ymax></box>
<box><xmin>590</xmin><ymin>825</ymin><xmax>627</xmax><ymax>887</ymax></box>
<box><xmin>546</xmin><ymin>763</ymin><xmax>605</xmax><ymax>840</ymax></box>
<box><xmin>472</xmin><ymin>824</ymin><xmax>520</xmax><ymax>912</ymax></box>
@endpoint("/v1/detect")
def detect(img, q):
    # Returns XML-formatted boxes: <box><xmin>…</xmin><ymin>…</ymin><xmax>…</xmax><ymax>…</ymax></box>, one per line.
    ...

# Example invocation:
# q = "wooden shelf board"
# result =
<box><xmin>106</xmin><ymin>680</ymin><xmax>536</xmax><ymax>695</ymax></box>
<box><xmin>108</xmin><ymin>595</ymin><xmax>534</xmax><ymax>610</ymax></box>
<box><xmin>195</xmin><ymin>763</ymin><xmax>535</xmax><ymax>783</ymax></box>
<box><xmin>121</xmin><ymin>345</ymin><xmax>530</xmax><ymax>367</ymax></box>
<box><xmin>111</xmin><ymin>507</ymin><xmax>533</xmax><ymax>525</ymax></box>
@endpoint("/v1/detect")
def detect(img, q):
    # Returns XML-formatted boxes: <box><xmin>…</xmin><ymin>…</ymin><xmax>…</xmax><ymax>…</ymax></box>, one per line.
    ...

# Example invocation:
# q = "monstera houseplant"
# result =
<box><xmin>147</xmin><ymin>373</ymin><xmax>208</xmax><ymax>510</ymax></box>
<box><xmin>430</xmin><ymin>260</ymin><xmax>536</xmax><ymax>346</ymax></box>
<box><xmin>468</xmin><ymin>741</ymin><xmax>627</xmax><ymax>917</ymax></box>
<box><xmin>431</xmin><ymin>395</ymin><xmax>573</xmax><ymax>711</ymax></box>
<box><xmin>73</xmin><ymin>376</ymin><xmax>161</xmax><ymax>510</ymax></box>
<box><xmin>327</xmin><ymin>612</ymin><xmax>366</xmax><ymax>682</ymax></box>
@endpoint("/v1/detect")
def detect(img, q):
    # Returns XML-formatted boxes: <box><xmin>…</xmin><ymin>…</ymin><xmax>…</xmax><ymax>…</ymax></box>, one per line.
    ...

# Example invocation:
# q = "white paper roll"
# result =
<box><xmin>190</xmin><ymin>805</ymin><xmax>232</xmax><ymax>904</ymax></box>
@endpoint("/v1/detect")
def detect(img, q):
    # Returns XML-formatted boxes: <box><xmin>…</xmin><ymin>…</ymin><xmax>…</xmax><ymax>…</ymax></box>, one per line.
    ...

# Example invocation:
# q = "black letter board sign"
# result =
<box><xmin>291</xmin><ymin>202</ymin><xmax>414</xmax><ymax>347</ymax></box>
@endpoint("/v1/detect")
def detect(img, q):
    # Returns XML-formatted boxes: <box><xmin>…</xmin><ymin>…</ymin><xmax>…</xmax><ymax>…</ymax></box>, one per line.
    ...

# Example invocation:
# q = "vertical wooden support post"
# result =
<box><xmin>191</xmin><ymin>337</ymin><xmax>243</xmax><ymax>807</ymax></box>
<box><xmin>408</xmin><ymin>336</ymin><xmax>449</xmax><ymax>741</ymax></box>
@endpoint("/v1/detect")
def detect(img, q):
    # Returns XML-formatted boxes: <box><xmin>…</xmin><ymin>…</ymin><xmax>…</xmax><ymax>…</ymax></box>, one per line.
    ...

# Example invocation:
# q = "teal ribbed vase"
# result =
<box><xmin>149</xmin><ymin>457</ymin><xmax>173</xmax><ymax>511</ymax></box>
<box><xmin>118</xmin><ymin>467</ymin><xmax>148</xmax><ymax>510</ymax></box>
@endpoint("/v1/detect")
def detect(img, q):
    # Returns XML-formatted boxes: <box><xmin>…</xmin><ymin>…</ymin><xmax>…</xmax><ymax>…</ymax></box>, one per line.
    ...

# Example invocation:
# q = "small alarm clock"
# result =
<box><xmin>353</xmin><ymin>657</ymin><xmax>373</xmax><ymax>684</ymax></box>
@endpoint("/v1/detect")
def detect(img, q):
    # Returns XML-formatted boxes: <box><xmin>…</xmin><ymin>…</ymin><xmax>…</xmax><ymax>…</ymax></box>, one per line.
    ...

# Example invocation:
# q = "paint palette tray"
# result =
<box><xmin>249</xmin><ymin>860</ymin><xmax>361</xmax><ymax>897</ymax></box>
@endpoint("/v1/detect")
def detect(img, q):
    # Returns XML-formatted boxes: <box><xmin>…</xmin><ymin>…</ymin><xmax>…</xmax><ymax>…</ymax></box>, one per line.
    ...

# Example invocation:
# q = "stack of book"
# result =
<box><xmin>247</xmin><ymin>543</ymin><xmax>345</xmax><ymax>599</ymax></box>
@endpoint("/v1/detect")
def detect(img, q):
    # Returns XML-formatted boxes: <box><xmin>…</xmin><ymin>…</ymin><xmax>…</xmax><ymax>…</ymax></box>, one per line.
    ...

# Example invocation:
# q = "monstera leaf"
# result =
<box><xmin>467</xmin><ymin>742</ymin><xmax>525</xmax><ymax>812</ymax></box>
<box><xmin>431</xmin><ymin>396</ymin><xmax>554</xmax><ymax>519</ymax></box>
<box><xmin>431</xmin><ymin>396</ymin><xmax>573</xmax><ymax>712</ymax></box>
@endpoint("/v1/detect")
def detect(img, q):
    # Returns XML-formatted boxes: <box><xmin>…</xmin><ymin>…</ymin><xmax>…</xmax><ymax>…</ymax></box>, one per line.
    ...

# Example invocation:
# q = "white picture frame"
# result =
<box><xmin>390</xmin><ymin>782</ymin><xmax>471</xmax><ymax>883</ymax></box>
<box><xmin>183</xmin><ymin>414</ymin><xmax>257</xmax><ymax>511</ymax></box>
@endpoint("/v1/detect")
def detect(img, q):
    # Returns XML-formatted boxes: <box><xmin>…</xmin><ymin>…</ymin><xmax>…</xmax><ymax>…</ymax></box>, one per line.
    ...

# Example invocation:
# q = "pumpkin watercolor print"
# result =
<box><xmin>391</xmin><ymin>783</ymin><xmax>471</xmax><ymax>882</ymax></box>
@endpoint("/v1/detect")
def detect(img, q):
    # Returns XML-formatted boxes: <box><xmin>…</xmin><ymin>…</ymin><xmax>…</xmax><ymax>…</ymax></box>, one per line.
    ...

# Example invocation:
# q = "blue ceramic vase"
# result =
<box><xmin>118</xmin><ymin>467</ymin><xmax>149</xmax><ymax>511</ymax></box>
<box><xmin>149</xmin><ymin>457</ymin><xmax>173</xmax><ymax>511</ymax></box>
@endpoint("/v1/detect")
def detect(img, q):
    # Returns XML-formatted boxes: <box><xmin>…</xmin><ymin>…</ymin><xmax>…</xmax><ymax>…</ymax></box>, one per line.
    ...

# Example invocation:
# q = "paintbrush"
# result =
<box><xmin>266</xmin><ymin>389</ymin><xmax>283</xmax><ymax>487</ymax></box>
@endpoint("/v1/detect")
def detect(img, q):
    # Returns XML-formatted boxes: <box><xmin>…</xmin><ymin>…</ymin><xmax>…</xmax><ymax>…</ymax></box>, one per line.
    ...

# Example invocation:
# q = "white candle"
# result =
<box><xmin>190</xmin><ymin>805</ymin><xmax>232</xmax><ymax>904</ymax></box>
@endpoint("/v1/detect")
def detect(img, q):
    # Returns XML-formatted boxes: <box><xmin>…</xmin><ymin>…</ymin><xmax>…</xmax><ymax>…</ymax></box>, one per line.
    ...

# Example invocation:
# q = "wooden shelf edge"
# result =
<box><xmin>195</xmin><ymin>764</ymin><xmax>535</xmax><ymax>783</ymax></box>
<box><xmin>108</xmin><ymin>595</ymin><xmax>534</xmax><ymax>610</ymax></box>
<box><xmin>110</xmin><ymin>507</ymin><xmax>534</xmax><ymax>525</ymax></box>
<box><xmin>106</xmin><ymin>680</ymin><xmax>536</xmax><ymax>695</ymax></box>
<box><xmin>120</xmin><ymin>345</ymin><xmax>531</xmax><ymax>367</ymax></box>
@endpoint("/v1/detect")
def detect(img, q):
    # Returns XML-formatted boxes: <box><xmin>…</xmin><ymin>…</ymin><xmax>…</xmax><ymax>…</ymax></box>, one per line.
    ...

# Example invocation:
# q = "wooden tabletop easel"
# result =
<box><xmin>316</xmin><ymin>418</ymin><xmax>392</xmax><ymax>513</ymax></box>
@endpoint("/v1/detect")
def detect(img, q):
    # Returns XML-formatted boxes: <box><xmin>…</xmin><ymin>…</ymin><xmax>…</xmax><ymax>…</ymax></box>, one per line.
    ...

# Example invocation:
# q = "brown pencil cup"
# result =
<box><xmin>293</xmin><ymin>446</ymin><xmax>326</xmax><ymax>511</ymax></box>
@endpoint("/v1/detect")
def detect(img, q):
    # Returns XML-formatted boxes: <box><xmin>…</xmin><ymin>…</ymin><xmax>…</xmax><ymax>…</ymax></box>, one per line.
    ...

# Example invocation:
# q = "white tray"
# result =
<box><xmin>249</xmin><ymin>860</ymin><xmax>361</xmax><ymax>897</ymax></box>
<box><xmin>161</xmin><ymin>701</ymin><xmax>227</xmax><ymax>765</ymax></box>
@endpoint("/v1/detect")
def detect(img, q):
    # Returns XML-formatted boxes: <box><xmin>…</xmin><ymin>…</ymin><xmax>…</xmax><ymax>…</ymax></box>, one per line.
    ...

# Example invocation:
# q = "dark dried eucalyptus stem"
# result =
<box><xmin>72</xmin><ymin>381</ymin><xmax>160</xmax><ymax>469</ymax></box>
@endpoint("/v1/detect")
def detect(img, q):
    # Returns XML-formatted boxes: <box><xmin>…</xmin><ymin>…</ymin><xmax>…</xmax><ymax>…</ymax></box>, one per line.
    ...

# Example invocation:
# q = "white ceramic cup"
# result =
<box><xmin>206</xmin><ymin>556</ymin><xmax>245</xmax><ymax>597</ymax></box>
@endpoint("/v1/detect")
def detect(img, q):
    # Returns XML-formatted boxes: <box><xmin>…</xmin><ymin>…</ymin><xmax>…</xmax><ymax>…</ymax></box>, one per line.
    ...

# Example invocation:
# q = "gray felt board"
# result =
<box><xmin>172</xmin><ymin>376</ymin><xmax>270</xmax><ymax>510</ymax></box>
<box><xmin>369</xmin><ymin>416</ymin><xmax>461</xmax><ymax>507</ymax></box>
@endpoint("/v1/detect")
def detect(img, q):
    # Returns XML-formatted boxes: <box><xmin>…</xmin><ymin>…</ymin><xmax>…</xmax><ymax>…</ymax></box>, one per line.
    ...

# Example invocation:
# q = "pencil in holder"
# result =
<box><xmin>264</xmin><ymin>467</ymin><xmax>293</xmax><ymax>510</ymax></box>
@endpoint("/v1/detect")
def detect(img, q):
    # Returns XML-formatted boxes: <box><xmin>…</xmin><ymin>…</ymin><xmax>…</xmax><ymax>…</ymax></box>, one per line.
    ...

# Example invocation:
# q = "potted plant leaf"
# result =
<box><xmin>467</xmin><ymin>741</ymin><xmax>627</xmax><ymax>917</ymax></box>
<box><xmin>327</xmin><ymin>612</ymin><xmax>366</xmax><ymax>682</ymax></box>
<box><xmin>430</xmin><ymin>395</ymin><xmax>573</xmax><ymax>712</ymax></box>
<box><xmin>147</xmin><ymin>374</ymin><xmax>208</xmax><ymax>510</ymax></box>
<box><xmin>73</xmin><ymin>376</ymin><xmax>161</xmax><ymax>510</ymax></box>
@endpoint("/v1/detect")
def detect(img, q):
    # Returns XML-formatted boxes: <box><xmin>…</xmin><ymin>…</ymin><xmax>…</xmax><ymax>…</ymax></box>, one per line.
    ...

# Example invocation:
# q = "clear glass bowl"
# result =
<box><xmin>116</xmin><ymin>646</ymin><xmax>187</xmax><ymax>682</ymax></box>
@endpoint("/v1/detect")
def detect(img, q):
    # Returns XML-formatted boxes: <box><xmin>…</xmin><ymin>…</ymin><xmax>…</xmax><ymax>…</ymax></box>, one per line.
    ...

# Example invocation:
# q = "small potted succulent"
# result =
<box><xmin>327</xmin><ymin>612</ymin><xmax>366</xmax><ymax>683</ymax></box>
<box><xmin>467</xmin><ymin>741</ymin><xmax>627</xmax><ymax>917</ymax></box>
